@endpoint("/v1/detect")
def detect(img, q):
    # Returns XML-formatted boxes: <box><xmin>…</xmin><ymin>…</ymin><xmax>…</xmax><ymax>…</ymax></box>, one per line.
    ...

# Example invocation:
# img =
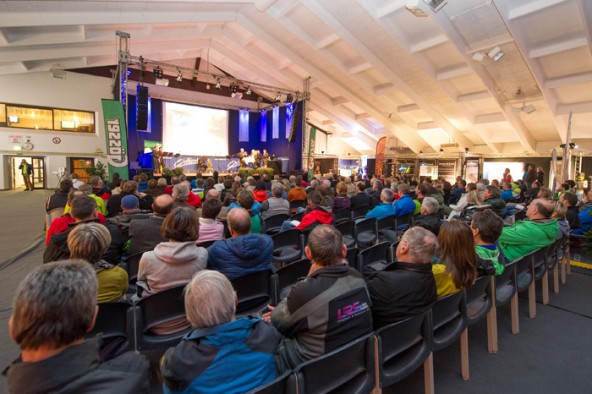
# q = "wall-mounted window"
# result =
<box><xmin>1</xmin><ymin>103</ymin><xmax>95</xmax><ymax>133</ymax></box>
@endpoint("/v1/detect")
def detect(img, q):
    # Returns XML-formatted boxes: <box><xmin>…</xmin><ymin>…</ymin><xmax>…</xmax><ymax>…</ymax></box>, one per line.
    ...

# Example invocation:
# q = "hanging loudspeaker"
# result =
<box><xmin>136</xmin><ymin>85</ymin><xmax>148</xmax><ymax>131</ymax></box>
<box><xmin>288</xmin><ymin>110</ymin><xmax>301</xmax><ymax>143</ymax></box>
<box><xmin>136</xmin><ymin>85</ymin><xmax>148</xmax><ymax>106</ymax></box>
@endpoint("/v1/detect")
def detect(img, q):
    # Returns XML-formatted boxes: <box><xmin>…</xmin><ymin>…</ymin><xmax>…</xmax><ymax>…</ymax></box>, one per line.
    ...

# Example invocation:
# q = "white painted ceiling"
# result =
<box><xmin>0</xmin><ymin>0</ymin><xmax>591</xmax><ymax>156</ymax></box>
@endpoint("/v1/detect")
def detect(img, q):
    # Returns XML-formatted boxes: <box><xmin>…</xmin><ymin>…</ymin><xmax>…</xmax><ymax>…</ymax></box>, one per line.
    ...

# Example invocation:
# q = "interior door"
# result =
<box><xmin>69</xmin><ymin>158</ymin><xmax>94</xmax><ymax>184</ymax></box>
<box><xmin>31</xmin><ymin>157</ymin><xmax>45</xmax><ymax>189</ymax></box>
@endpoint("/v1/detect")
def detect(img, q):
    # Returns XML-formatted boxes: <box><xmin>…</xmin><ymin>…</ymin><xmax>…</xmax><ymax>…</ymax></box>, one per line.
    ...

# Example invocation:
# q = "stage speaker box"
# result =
<box><xmin>136</xmin><ymin>85</ymin><xmax>149</xmax><ymax>131</ymax></box>
<box><xmin>367</xmin><ymin>158</ymin><xmax>376</xmax><ymax>176</ymax></box>
<box><xmin>288</xmin><ymin>110</ymin><xmax>301</xmax><ymax>143</ymax></box>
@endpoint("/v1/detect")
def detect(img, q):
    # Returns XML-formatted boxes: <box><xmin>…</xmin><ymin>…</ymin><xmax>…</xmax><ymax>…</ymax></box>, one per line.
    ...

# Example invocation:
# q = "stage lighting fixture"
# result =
<box><xmin>405</xmin><ymin>0</ymin><xmax>430</xmax><ymax>16</ymax></box>
<box><xmin>176</xmin><ymin>69</ymin><xmax>183</xmax><ymax>82</ymax></box>
<box><xmin>206</xmin><ymin>82</ymin><xmax>211</xmax><ymax>90</ymax></box>
<box><xmin>230</xmin><ymin>83</ymin><xmax>238</xmax><ymax>94</ymax></box>
<box><xmin>153</xmin><ymin>66</ymin><xmax>163</xmax><ymax>79</ymax></box>
<box><xmin>215</xmin><ymin>79</ymin><xmax>221</xmax><ymax>89</ymax></box>
<box><xmin>488</xmin><ymin>46</ymin><xmax>505</xmax><ymax>62</ymax></box>
<box><xmin>285</xmin><ymin>93</ymin><xmax>294</xmax><ymax>103</ymax></box>
<box><xmin>246</xmin><ymin>86</ymin><xmax>252</xmax><ymax>95</ymax></box>
<box><xmin>275</xmin><ymin>91</ymin><xmax>281</xmax><ymax>101</ymax></box>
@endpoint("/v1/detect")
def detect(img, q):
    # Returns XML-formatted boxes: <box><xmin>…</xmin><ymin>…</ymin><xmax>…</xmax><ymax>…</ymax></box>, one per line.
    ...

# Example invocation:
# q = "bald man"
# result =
<box><xmin>206</xmin><ymin>208</ymin><xmax>273</xmax><ymax>280</ymax></box>
<box><xmin>128</xmin><ymin>194</ymin><xmax>174</xmax><ymax>255</ymax></box>
<box><xmin>497</xmin><ymin>198</ymin><xmax>559</xmax><ymax>261</ymax></box>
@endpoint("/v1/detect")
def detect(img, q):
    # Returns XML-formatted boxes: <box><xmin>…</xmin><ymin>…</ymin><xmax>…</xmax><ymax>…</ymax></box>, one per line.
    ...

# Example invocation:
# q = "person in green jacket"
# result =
<box><xmin>497</xmin><ymin>198</ymin><xmax>559</xmax><ymax>262</ymax></box>
<box><xmin>470</xmin><ymin>210</ymin><xmax>505</xmax><ymax>275</ymax></box>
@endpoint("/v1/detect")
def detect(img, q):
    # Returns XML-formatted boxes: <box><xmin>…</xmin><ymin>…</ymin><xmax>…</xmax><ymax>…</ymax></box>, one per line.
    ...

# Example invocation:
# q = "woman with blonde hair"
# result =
<box><xmin>67</xmin><ymin>222</ymin><xmax>128</xmax><ymax>302</ymax></box>
<box><xmin>432</xmin><ymin>220</ymin><xmax>478</xmax><ymax>298</ymax></box>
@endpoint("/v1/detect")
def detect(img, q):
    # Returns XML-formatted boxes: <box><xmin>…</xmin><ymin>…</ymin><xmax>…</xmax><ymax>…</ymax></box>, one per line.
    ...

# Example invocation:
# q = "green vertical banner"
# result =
<box><xmin>101</xmin><ymin>99</ymin><xmax>129</xmax><ymax>180</ymax></box>
<box><xmin>307</xmin><ymin>126</ymin><xmax>317</xmax><ymax>180</ymax></box>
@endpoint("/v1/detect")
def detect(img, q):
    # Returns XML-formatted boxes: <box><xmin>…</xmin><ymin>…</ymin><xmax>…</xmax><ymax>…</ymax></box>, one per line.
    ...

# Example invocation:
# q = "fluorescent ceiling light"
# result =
<box><xmin>488</xmin><ymin>46</ymin><xmax>505</xmax><ymax>62</ymax></box>
<box><xmin>405</xmin><ymin>0</ymin><xmax>429</xmax><ymax>17</ymax></box>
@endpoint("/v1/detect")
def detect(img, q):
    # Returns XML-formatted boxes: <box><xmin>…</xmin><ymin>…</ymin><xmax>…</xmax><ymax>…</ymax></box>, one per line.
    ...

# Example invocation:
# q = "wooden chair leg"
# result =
<box><xmin>553</xmin><ymin>264</ymin><xmax>559</xmax><ymax>294</ymax></box>
<box><xmin>566</xmin><ymin>247</ymin><xmax>571</xmax><ymax>275</ymax></box>
<box><xmin>373</xmin><ymin>337</ymin><xmax>381</xmax><ymax>394</ymax></box>
<box><xmin>561</xmin><ymin>255</ymin><xmax>567</xmax><ymax>284</ymax></box>
<box><xmin>487</xmin><ymin>306</ymin><xmax>498</xmax><ymax>354</ymax></box>
<box><xmin>487</xmin><ymin>276</ymin><xmax>498</xmax><ymax>354</ymax></box>
<box><xmin>511</xmin><ymin>293</ymin><xmax>519</xmax><ymax>335</ymax></box>
<box><xmin>542</xmin><ymin>271</ymin><xmax>549</xmax><ymax>305</ymax></box>
<box><xmin>424</xmin><ymin>353</ymin><xmax>435</xmax><ymax>394</ymax></box>
<box><xmin>460</xmin><ymin>329</ymin><xmax>469</xmax><ymax>381</ymax></box>
<box><xmin>528</xmin><ymin>282</ymin><xmax>536</xmax><ymax>319</ymax></box>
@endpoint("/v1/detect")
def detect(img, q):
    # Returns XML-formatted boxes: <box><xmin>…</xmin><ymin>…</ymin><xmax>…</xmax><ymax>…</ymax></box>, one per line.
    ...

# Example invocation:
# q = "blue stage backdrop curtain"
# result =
<box><xmin>239</xmin><ymin>109</ymin><xmax>249</xmax><ymax>142</ymax></box>
<box><xmin>127</xmin><ymin>97</ymin><xmax>303</xmax><ymax>172</ymax></box>
<box><xmin>259</xmin><ymin>110</ymin><xmax>267</xmax><ymax>142</ymax></box>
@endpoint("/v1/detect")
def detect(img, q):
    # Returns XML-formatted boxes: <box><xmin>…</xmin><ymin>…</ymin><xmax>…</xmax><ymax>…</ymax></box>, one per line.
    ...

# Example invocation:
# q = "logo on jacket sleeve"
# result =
<box><xmin>336</xmin><ymin>301</ymin><xmax>370</xmax><ymax>323</ymax></box>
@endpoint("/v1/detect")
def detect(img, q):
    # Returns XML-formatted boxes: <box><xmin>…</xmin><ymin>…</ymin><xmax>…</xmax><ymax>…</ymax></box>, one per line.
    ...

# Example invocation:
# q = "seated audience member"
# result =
<box><xmin>65</xmin><ymin>183</ymin><xmax>107</xmax><ymax>216</ymax></box>
<box><xmin>393</xmin><ymin>183</ymin><xmax>416</xmax><ymax>217</ymax></box>
<box><xmin>196</xmin><ymin>198</ymin><xmax>224</xmax><ymax>243</ymax></box>
<box><xmin>260</xmin><ymin>184</ymin><xmax>290</xmax><ymax>220</ymax></box>
<box><xmin>109</xmin><ymin>195</ymin><xmax>149</xmax><ymax>237</ymax></box>
<box><xmin>157</xmin><ymin>177</ymin><xmax>168</xmax><ymax>192</ymax></box>
<box><xmin>497</xmin><ymin>198</ymin><xmax>559</xmax><ymax>261</ymax></box>
<box><xmin>345</xmin><ymin>176</ymin><xmax>356</xmax><ymax>197</ymax></box>
<box><xmin>67</xmin><ymin>222</ymin><xmax>128</xmax><ymax>302</ymax></box>
<box><xmin>365</xmin><ymin>227</ymin><xmax>437</xmax><ymax>329</ymax></box>
<box><xmin>128</xmin><ymin>194</ymin><xmax>174</xmax><ymax>256</ymax></box>
<box><xmin>239</xmin><ymin>189</ymin><xmax>262</xmax><ymax>233</ymax></box>
<box><xmin>108</xmin><ymin>173</ymin><xmax>122</xmax><ymax>192</ymax></box>
<box><xmin>172</xmin><ymin>183</ymin><xmax>195</xmax><ymax>210</ymax></box>
<box><xmin>350</xmin><ymin>182</ymin><xmax>370</xmax><ymax>210</ymax></box>
<box><xmin>137</xmin><ymin>172</ymin><xmax>149</xmax><ymax>193</ymax></box>
<box><xmin>413</xmin><ymin>196</ymin><xmax>442</xmax><ymax>236</ymax></box>
<box><xmin>560</xmin><ymin>192</ymin><xmax>581</xmax><ymax>231</ymax></box>
<box><xmin>44</xmin><ymin>195</ymin><xmax>125</xmax><ymax>265</ymax></box>
<box><xmin>163</xmin><ymin>176</ymin><xmax>180</xmax><ymax>195</ymax></box>
<box><xmin>184</xmin><ymin>181</ymin><xmax>203</xmax><ymax>208</ymax></box>
<box><xmin>46</xmin><ymin>178</ymin><xmax>73</xmax><ymax>212</ymax></box>
<box><xmin>574</xmin><ymin>205</ymin><xmax>592</xmax><ymax>235</ymax></box>
<box><xmin>137</xmin><ymin>207</ymin><xmax>207</xmax><ymax>334</ymax></box>
<box><xmin>287</xmin><ymin>176</ymin><xmax>307</xmax><ymax>203</ymax></box>
<box><xmin>263</xmin><ymin>225</ymin><xmax>373</xmax><ymax>372</ymax></box>
<box><xmin>4</xmin><ymin>260</ymin><xmax>149</xmax><ymax>393</ymax></box>
<box><xmin>482</xmin><ymin>185</ymin><xmax>506</xmax><ymax>218</ymax></box>
<box><xmin>207</xmin><ymin>207</ymin><xmax>273</xmax><ymax>281</ymax></box>
<box><xmin>500</xmin><ymin>181</ymin><xmax>514</xmax><ymax>202</ymax></box>
<box><xmin>368</xmin><ymin>180</ymin><xmax>384</xmax><ymax>208</ymax></box>
<box><xmin>70</xmin><ymin>173</ymin><xmax>85</xmax><ymax>189</ymax></box>
<box><xmin>537</xmin><ymin>187</ymin><xmax>554</xmax><ymax>200</ymax></box>
<box><xmin>552</xmin><ymin>201</ymin><xmax>570</xmax><ymax>239</ymax></box>
<box><xmin>318</xmin><ymin>185</ymin><xmax>335</xmax><ymax>211</ymax></box>
<box><xmin>89</xmin><ymin>175</ymin><xmax>111</xmax><ymax>201</ymax></box>
<box><xmin>107</xmin><ymin>180</ymin><xmax>152</xmax><ymax>217</ymax></box>
<box><xmin>365</xmin><ymin>188</ymin><xmax>397</xmax><ymax>220</ymax></box>
<box><xmin>578</xmin><ymin>189</ymin><xmax>592</xmax><ymax>212</ymax></box>
<box><xmin>333</xmin><ymin>181</ymin><xmax>352</xmax><ymax>210</ymax></box>
<box><xmin>448</xmin><ymin>183</ymin><xmax>477</xmax><ymax>220</ymax></box>
<box><xmin>470</xmin><ymin>210</ymin><xmax>505</xmax><ymax>275</ymax></box>
<box><xmin>45</xmin><ymin>190</ymin><xmax>107</xmax><ymax>246</ymax></box>
<box><xmin>432</xmin><ymin>220</ymin><xmax>478</xmax><ymax>298</ymax></box>
<box><xmin>144</xmin><ymin>178</ymin><xmax>162</xmax><ymax>198</ymax></box>
<box><xmin>449</xmin><ymin>179</ymin><xmax>467</xmax><ymax>205</ymax></box>
<box><xmin>252</xmin><ymin>180</ymin><xmax>269</xmax><ymax>203</ymax></box>
<box><xmin>160</xmin><ymin>270</ymin><xmax>281</xmax><ymax>394</ymax></box>
<box><xmin>294</xmin><ymin>191</ymin><xmax>333</xmax><ymax>231</ymax></box>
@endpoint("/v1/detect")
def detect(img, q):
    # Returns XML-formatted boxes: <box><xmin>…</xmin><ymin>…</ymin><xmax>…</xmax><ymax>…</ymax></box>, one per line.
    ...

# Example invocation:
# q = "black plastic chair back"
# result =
<box><xmin>134</xmin><ymin>285</ymin><xmax>190</xmax><ymax>352</ymax></box>
<box><xmin>246</xmin><ymin>371</ymin><xmax>297</xmax><ymax>394</ymax></box>
<box><xmin>290</xmin><ymin>211</ymin><xmax>304</xmax><ymax>222</ymax></box>
<box><xmin>232</xmin><ymin>270</ymin><xmax>273</xmax><ymax>316</ymax></box>
<box><xmin>125</xmin><ymin>251</ymin><xmax>145</xmax><ymax>284</ymax></box>
<box><xmin>263</xmin><ymin>213</ymin><xmax>290</xmax><ymax>235</ymax></box>
<box><xmin>346</xmin><ymin>248</ymin><xmax>359</xmax><ymax>269</ymax></box>
<box><xmin>395</xmin><ymin>213</ymin><xmax>413</xmax><ymax>229</ymax></box>
<box><xmin>375</xmin><ymin>310</ymin><xmax>433</xmax><ymax>387</ymax></box>
<box><xmin>515</xmin><ymin>252</ymin><xmax>535</xmax><ymax>292</ymax></box>
<box><xmin>221</xmin><ymin>219</ymin><xmax>231</xmax><ymax>238</ymax></box>
<box><xmin>352</xmin><ymin>204</ymin><xmax>369</xmax><ymax>220</ymax></box>
<box><xmin>466</xmin><ymin>275</ymin><xmax>493</xmax><ymax>325</ymax></box>
<box><xmin>335</xmin><ymin>220</ymin><xmax>356</xmax><ymax>248</ymax></box>
<box><xmin>377</xmin><ymin>215</ymin><xmax>397</xmax><ymax>233</ymax></box>
<box><xmin>355</xmin><ymin>217</ymin><xmax>377</xmax><ymax>249</ymax></box>
<box><xmin>86</xmin><ymin>301</ymin><xmax>133</xmax><ymax>353</ymax></box>
<box><xmin>334</xmin><ymin>207</ymin><xmax>352</xmax><ymax>222</ymax></box>
<box><xmin>271</xmin><ymin>229</ymin><xmax>304</xmax><ymax>265</ymax></box>
<box><xmin>494</xmin><ymin>259</ymin><xmax>517</xmax><ymax>307</ymax></box>
<box><xmin>293</xmin><ymin>333</ymin><xmax>375</xmax><ymax>394</ymax></box>
<box><xmin>196</xmin><ymin>239</ymin><xmax>216</xmax><ymax>248</ymax></box>
<box><xmin>531</xmin><ymin>246</ymin><xmax>548</xmax><ymax>280</ymax></box>
<box><xmin>271</xmin><ymin>258</ymin><xmax>310</xmax><ymax>305</ymax></box>
<box><xmin>289</xmin><ymin>200</ymin><xmax>307</xmax><ymax>212</ymax></box>
<box><xmin>356</xmin><ymin>241</ymin><xmax>391</xmax><ymax>273</ymax></box>
<box><xmin>431</xmin><ymin>290</ymin><xmax>468</xmax><ymax>351</ymax></box>
<box><xmin>547</xmin><ymin>239</ymin><xmax>562</xmax><ymax>269</ymax></box>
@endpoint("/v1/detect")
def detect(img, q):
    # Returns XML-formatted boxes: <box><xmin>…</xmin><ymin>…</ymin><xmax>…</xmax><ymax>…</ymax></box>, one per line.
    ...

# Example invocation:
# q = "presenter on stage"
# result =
<box><xmin>153</xmin><ymin>145</ymin><xmax>164</xmax><ymax>174</ymax></box>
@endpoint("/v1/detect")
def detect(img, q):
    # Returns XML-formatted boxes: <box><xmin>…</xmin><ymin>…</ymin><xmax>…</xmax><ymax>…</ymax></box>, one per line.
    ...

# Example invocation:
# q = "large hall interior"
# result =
<box><xmin>1</xmin><ymin>1</ymin><xmax>592</xmax><ymax>393</ymax></box>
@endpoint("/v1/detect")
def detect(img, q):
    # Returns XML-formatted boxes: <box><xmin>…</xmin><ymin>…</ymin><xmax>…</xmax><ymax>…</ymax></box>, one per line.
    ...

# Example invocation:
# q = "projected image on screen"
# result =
<box><xmin>163</xmin><ymin>102</ymin><xmax>229</xmax><ymax>156</ymax></box>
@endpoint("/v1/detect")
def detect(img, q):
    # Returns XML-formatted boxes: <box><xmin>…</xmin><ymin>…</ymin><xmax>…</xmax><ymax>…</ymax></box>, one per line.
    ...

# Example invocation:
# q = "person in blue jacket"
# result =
<box><xmin>161</xmin><ymin>270</ymin><xmax>281</xmax><ymax>394</ymax></box>
<box><xmin>365</xmin><ymin>188</ymin><xmax>397</xmax><ymax>220</ymax></box>
<box><xmin>393</xmin><ymin>183</ymin><xmax>417</xmax><ymax>217</ymax></box>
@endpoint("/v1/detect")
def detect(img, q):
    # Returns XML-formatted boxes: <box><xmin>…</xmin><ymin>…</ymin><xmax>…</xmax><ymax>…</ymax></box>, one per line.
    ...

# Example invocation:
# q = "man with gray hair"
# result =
<box><xmin>412</xmin><ymin>196</ymin><xmax>442</xmax><ymax>236</ymax></box>
<box><xmin>365</xmin><ymin>188</ymin><xmax>397</xmax><ymax>220</ymax></box>
<box><xmin>365</xmin><ymin>227</ymin><xmax>438</xmax><ymax>328</ymax></box>
<box><xmin>263</xmin><ymin>225</ymin><xmax>373</xmax><ymax>372</ymax></box>
<box><xmin>160</xmin><ymin>270</ymin><xmax>281</xmax><ymax>393</ymax></box>
<box><xmin>4</xmin><ymin>260</ymin><xmax>149</xmax><ymax>393</ymax></box>
<box><xmin>172</xmin><ymin>183</ymin><xmax>194</xmax><ymax>210</ymax></box>
<box><xmin>260</xmin><ymin>184</ymin><xmax>290</xmax><ymax>220</ymax></box>
<box><xmin>368</xmin><ymin>179</ymin><xmax>384</xmax><ymax>208</ymax></box>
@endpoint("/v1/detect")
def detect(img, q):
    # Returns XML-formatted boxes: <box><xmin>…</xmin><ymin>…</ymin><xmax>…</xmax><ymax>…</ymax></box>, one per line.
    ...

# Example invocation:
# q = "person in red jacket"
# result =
<box><xmin>252</xmin><ymin>180</ymin><xmax>269</xmax><ymax>203</ymax></box>
<box><xmin>296</xmin><ymin>191</ymin><xmax>333</xmax><ymax>230</ymax></box>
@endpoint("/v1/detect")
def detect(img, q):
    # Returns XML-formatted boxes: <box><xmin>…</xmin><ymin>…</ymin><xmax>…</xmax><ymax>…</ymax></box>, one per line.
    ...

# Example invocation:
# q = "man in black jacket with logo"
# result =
<box><xmin>365</xmin><ymin>226</ymin><xmax>438</xmax><ymax>329</ymax></box>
